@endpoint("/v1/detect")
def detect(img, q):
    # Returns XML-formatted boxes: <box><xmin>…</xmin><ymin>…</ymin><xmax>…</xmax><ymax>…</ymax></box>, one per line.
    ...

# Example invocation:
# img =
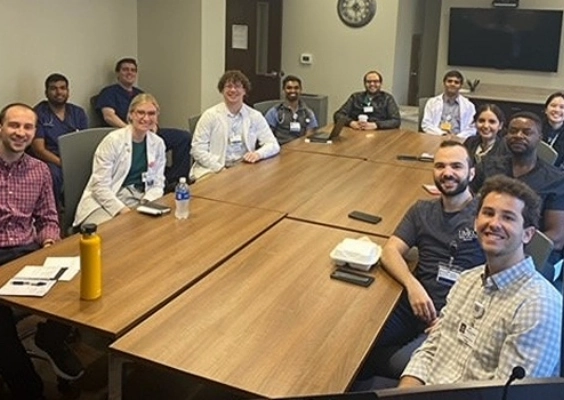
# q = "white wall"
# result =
<box><xmin>437</xmin><ymin>0</ymin><xmax>564</xmax><ymax>91</ymax></box>
<box><xmin>200</xmin><ymin>0</ymin><xmax>226</xmax><ymax>112</ymax></box>
<box><xmin>281</xmin><ymin>1</ymin><xmax>401</xmax><ymax>116</ymax></box>
<box><xmin>137</xmin><ymin>0</ymin><xmax>225</xmax><ymax>127</ymax></box>
<box><xmin>392</xmin><ymin>0</ymin><xmax>426</xmax><ymax>105</ymax></box>
<box><xmin>0</xmin><ymin>0</ymin><xmax>137</xmax><ymax>124</ymax></box>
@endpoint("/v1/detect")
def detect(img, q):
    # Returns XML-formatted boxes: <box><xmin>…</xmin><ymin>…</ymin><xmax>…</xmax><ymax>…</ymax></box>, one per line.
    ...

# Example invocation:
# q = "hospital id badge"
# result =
<box><xmin>290</xmin><ymin>121</ymin><xmax>301</xmax><ymax>132</ymax></box>
<box><xmin>141</xmin><ymin>172</ymin><xmax>155</xmax><ymax>187</ymax></box>
<box><xmin>457</xmin><ymin>322</ymin><xmax>478</xmax><ymax>349</ymax></box>
<box><xmin>230</xmin><ymin>134</ymin><xmax>242</xmax><ymax>144</ymax></box>
<box><xmin>436</xmin><ymin>262</ymin><xmax>461</xmax><ymax>286</ymax></box>
<box><xmin>363</xmin><ymin>106</ymin><xmax>374</xmax><ymax>113</ymax></box>
<box><xmin>440</xmin><ymin>121</ymin><xmax>452</xmax><ymax>132</ymax></box>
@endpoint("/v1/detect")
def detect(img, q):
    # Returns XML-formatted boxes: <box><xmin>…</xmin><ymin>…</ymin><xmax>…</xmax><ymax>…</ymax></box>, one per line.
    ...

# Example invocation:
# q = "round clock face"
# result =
<box><xmin>337</xmin><ymin>0</ymin><xmax>377</xmax><ymax>28</ymax></box>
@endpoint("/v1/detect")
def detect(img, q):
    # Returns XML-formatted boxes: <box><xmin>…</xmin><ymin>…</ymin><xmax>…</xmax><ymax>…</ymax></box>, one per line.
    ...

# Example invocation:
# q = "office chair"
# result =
<box><xmin>89</xmin><ymin>95</ymin><xmax>104</xmax><ymax>128</ymax></box>
<box><xmin>253</xmin><ymin>99</ymin><xmax>282</xmax><ymax>116</ymax></box>
<box><xmin>417</xmin><ymin>97</ymin><xmax>429</xmax><ymax>132</ymax></box>
<box><xmin>188</xmin><ymin>114</ymin><xmax>201</xmax><ymax>134</ymax></box>
<box><xmin>537</xmin><ymin>141</ymin><xmax>559</xmax><ymax>165</ymax></box>
<box><xmin>59</xmin><ymin>127</ymin><xmax>113</xmax><ymax>236</ymax></box>
<box><xmin>525</xmin><ymin>229</ymin><xmax>554</xmax><ymax>280</ymax></box>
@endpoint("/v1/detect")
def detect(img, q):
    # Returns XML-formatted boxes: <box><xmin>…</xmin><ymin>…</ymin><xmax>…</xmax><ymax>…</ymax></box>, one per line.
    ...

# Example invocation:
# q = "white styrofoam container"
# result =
<box><xmin>330</xmin><ymin>237</ymin><xmax>381</xmax><ymax>271</ymax></box>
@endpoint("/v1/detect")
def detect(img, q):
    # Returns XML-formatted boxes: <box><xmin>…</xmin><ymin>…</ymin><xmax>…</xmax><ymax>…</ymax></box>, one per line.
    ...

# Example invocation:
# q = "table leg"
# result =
<box><xmin>108</xmin><ymin>352</ymin><xmax>127</xmax><ymax>400</ymax></box>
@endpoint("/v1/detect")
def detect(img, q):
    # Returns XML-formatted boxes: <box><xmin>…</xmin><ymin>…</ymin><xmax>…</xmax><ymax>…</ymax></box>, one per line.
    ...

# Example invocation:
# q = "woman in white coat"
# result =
<box><xmin>73</xmin><ymin>94</ymin><xmax>166</xmax><ymax>227</ymax></box>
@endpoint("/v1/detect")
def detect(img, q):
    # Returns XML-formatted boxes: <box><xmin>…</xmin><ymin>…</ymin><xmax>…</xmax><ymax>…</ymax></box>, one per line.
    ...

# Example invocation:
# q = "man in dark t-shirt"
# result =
<box><xmin>471</xmin><ymin>112</ymin><xmax>564</xmax><ymax>281</ymax></box>
<box><xmin>356</xmin><ymin>141</ymin><xmax>485</xmax><ymax>383</ymax></box>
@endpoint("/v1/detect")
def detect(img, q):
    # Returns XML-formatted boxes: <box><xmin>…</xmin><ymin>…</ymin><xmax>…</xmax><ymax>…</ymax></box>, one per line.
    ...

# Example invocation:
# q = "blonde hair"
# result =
<box><xmin>127</xmin><ymin>93</ymin><xmax>160</xmax><ymax>122</ymax></box>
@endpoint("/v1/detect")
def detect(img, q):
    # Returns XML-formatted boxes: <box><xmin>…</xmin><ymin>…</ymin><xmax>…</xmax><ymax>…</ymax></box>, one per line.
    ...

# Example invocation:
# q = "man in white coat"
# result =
<box><xmin>190</xmin><ymin>70</ymin><xmax>280</xmax><ymax>181</ymax></box>
<box><xmin>421</xmin><ymin>70</ymin><xmax>476</xmax><ymax>138</ymax></box>
<box><xmin>74</xmin><ymin>94</ymin><xmax>166</xmax><ymax>227</ymax></box>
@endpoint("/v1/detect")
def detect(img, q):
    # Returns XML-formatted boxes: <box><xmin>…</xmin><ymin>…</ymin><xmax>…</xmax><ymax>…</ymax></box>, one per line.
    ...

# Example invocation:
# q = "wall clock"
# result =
<box><xmin>337</xmin><ymin>0</ymin><xmax>377</xmax><ymax>28</ymax></box>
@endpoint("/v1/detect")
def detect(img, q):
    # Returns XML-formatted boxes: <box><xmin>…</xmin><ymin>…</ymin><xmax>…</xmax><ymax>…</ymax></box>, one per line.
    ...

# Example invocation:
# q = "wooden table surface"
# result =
<box><xmin>0</xmin><ymin>197</ymin><xmax>283</xmax><ymax>338</ymax></box>
<box><xmin>110</xmin><ymin>219</ymin><xmax>404</xmax><ymax>398</ymax></box>
<box><xmin>192</xmin><ymin>150</ymin><xmax>362</xmax><ymax>213</ymax></box>
<box><xmin>284</xmin><ymin>128</ymin><xmax>444</xmax><ymax>170</ymax></box>
<box><xmin>289</xmin><ymin>162</ymin><xmax>436</xmax><ymax>237</ymax></box>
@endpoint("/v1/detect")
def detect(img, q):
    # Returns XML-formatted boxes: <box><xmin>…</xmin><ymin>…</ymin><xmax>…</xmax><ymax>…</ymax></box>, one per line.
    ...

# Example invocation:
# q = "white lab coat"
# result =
<box><xmin>190</xmin><ymin>102</ymin><xmax>280</xmax><ymax>180</ymax></box>
<box><xmin>421</xmin><ymin>94</ymin><xmax>476</xmax><ymax>138</ymax></box>
<box><xmin>73</xmin><ymin>126</ymin><xmax>166</xmax><ymax>226</ymax></box>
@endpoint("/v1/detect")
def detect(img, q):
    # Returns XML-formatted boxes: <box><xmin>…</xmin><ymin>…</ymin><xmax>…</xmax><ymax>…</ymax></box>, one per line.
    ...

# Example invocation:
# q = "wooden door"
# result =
<box><xmin>225</xmin><ymin>0</ymin><xmax>283</xmax><ymax>105</ymax></box>
<box><xmin>407</xmin><ymin>34</ymin><xmax>422</xmax><ymax>106</ymax></box>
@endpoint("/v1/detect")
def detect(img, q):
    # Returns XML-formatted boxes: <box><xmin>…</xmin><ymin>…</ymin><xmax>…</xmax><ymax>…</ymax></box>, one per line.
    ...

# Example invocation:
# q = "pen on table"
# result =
<box><xmin>11</xmin><ymin>281</ymin><xmax>48</xmax><ymax>287</ymax></box>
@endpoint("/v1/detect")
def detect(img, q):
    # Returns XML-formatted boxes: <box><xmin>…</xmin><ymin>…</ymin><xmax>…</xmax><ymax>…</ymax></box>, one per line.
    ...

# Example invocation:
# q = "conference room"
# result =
<box><xmin>1</xmin><ymin>0</ymin><xmax>564</xmax><ymax>399</ymax></box>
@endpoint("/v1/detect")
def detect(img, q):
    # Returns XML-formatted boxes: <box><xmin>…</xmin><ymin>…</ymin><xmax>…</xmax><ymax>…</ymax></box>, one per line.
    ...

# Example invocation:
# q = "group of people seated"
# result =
<box><xmin>0</xmin><ymin>61</ymin><xmax>563</xmax><ymax>398</ymax></box>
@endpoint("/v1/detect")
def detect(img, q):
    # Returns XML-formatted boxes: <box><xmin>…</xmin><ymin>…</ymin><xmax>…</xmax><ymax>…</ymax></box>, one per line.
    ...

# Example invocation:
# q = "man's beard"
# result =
<box><xmin>434</xmin><ymin>175</ymin><xmax>470</xmax><ymax>197</ymax></box>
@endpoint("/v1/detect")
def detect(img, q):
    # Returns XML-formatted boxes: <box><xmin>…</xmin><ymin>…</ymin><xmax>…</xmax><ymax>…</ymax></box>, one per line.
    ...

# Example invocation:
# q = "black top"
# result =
<box><xmin>333</xmin><ymin>90</ymin><xmax>401</xmax><ymax>129</ymax></box>
<box><xmin>542</xmin><ymin>119</ymin><xmax>564</xmax><ymax>169</ymax></box>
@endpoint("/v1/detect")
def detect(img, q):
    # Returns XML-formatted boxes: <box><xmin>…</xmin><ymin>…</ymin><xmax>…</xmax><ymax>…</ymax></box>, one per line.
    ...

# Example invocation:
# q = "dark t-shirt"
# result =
<box><xmin>96</xmin><ymin>84</ymin><xmax>144</xmax><ymax>125</ymax></box>
<box><xmin>471</xmin><ymin>155</ymin><xmax>564</xmax><ymax>225</ymax></box>
<box><xmin>394</xmin><ymin>198</ymin><xmax>485</xmax><ymax>311</ymax></box>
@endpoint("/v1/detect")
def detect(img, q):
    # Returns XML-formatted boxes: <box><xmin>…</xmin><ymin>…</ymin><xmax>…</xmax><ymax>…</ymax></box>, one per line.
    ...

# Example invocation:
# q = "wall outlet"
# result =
<box><xmin>300</xmin><ymin>53</ymin><xmax>313</xmax><ymax>65</ymax></box>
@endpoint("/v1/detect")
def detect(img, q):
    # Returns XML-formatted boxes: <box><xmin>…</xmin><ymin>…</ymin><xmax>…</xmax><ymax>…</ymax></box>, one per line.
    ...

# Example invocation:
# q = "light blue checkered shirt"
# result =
<box><xmin>403</xmin><ymin>256</ymin><xmax>562</xmax><ymax>384</ymax></box>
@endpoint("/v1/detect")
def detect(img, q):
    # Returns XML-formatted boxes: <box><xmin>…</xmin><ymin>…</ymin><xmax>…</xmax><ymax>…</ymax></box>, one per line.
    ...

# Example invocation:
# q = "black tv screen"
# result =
<box><xmin>448</xmin><ymin>8</ymin><xmax>563</xmax><ymax>72</ymax></box>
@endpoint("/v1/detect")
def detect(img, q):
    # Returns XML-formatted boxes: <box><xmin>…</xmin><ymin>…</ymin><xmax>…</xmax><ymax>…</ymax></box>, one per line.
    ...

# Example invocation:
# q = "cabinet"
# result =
<box><xmin>468</xmin><ymin>97</ymin><xmax>544</xmax><ymax>120</ymax></box>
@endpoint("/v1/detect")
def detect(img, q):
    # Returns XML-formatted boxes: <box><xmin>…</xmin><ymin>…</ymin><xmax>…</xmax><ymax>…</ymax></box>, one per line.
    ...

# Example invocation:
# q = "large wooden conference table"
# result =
<box><xmin>192</xmin><ymin>149</ymin><xmax>436</xmax><ymax>237</ymax></box>
<box><xmin>110</xmin><ymin>219</ymin><xmax>404</xmax><ymax>399</ymax></box>
<box><xmin>0</xmin><ymin>197</ymin><xmax>283</xmax><ymax>338</ymax></box>
<box><xmin>284</xmin><ymin>128</ymin><xmax>443</xmax><ymax>169</ymax></box>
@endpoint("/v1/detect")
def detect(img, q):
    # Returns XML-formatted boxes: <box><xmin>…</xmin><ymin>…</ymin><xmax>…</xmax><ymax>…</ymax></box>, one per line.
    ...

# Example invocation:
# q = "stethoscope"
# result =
<box><xmin>276</xmin><ymin>107</ymin><xmax>310</xmax><ymax>125</ymax></box>
<box><xmin>41</xmin><ymin>115</ymin><xmax>77</xmax><ymax>131</ymax></box>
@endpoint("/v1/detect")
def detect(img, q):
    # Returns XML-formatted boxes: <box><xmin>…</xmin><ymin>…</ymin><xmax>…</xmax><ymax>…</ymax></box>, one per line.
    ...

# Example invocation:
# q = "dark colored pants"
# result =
<box><xmin>0</xmin><ymin>243</ymin><xmax>69</xmax><ymax>399</ymax></box>
<box><xmin>357</xmin><ymin>294</ymin><xmax>427</xmax><ymax>380</ymax></box>
<box><xmin>47</xmin><ymin>162</ymin><xmax>64</xmax><ymax>209</ymax></box>
<box><xmin>158</xmin><ymin>128</ymin><xmax>192</xmax><ymax>184</ymax></box>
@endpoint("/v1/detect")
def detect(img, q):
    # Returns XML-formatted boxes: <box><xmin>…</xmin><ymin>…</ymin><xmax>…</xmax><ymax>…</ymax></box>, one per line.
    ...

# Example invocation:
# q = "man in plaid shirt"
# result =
<box><xmin>400</xmin><ymin>175</ymin><xmax>562</xmax><ymax>387</ymax></box>
<box><xmin>0</xmin><ymin>103</ymin><xmax>82</xmax><ymax>399</ymax></box>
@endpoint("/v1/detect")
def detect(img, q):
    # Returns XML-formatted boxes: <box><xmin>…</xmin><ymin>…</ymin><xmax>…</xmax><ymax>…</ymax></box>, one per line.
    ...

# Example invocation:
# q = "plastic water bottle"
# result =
<box><xmin>175</xmin><ymin>177</ymin><xmax>190</xmax><ymax>219</ymax></box>
<box><xmin>80</xmin><ymin>223</ymin><xmax>102</xmax><ymax>300</ymax></box>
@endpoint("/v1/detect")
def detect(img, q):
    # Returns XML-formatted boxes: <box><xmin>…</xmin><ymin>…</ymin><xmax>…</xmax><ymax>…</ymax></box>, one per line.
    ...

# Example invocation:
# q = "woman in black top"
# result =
<box><xmin>463</xmin><ymin>103</ymin><xmax>507</xmax><ymax>165</ymax></box>
<box><xmin>542</xmin><ymin>92</ymin><xmax>564</xmax><ymax>169</ymax></box>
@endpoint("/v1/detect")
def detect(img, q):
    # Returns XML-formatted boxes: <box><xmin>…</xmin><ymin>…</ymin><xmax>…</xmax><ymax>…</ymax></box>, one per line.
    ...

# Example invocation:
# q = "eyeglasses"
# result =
<box><xmin>224</xmin><ymin>83</ymin><xmax>244</xmax><ymax>90</ymax></box>
<box><xmin>365</xmin><ymin>80</ymin><xmax>381</xmax><ymax>84</ymax></box>
<box><xmin>133</xmin><ymin>110</ymin><xmax>158</xmax><ymax>118</ymax></box>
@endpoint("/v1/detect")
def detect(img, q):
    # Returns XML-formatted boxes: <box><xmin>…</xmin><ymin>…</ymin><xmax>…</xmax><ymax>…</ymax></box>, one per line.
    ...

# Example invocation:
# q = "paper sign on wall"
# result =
<box><xmin>232</xmin><ymin>24</ymin><xmax>248</xmax><ymax>50</ymax></box>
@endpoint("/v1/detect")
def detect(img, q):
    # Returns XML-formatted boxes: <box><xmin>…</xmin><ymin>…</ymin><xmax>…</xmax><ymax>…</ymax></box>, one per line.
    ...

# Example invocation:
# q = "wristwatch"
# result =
<box><xmin>337</xmin><ymin>0</ymin><xmax>377</xmax><ymax>28</ymax></box>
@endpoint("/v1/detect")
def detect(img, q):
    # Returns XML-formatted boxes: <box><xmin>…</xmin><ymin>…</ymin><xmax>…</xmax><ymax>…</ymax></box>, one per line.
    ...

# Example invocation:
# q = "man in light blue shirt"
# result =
<box><xmin>400</xmin><ymin>175</ymin><xmax>562</xmax><ymax>387</ymax></box>
<box><xmin>421</xmin><ymin>70</ymin><xmax>476</xmax><ymax>138</ymax></box>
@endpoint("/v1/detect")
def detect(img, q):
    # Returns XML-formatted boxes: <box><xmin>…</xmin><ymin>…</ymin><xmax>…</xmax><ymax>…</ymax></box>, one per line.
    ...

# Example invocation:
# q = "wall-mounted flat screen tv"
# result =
<box><xmin>448</xmin><ymin>8</ymin><xmax>563</xmax><ymax>72</ymax></box>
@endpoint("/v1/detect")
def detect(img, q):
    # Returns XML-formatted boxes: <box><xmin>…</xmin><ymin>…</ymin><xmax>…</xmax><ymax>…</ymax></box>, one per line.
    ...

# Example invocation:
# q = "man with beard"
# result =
<box><xmin>353</xmin><ymin>140</ymin><xmax>485</xmax><ymax>385</ymax></box>
<box><xmin>421</xmin><ymin>70</ymin><xmax>476</xmax><ymax>138</ymax></box>
<box><xmin>32</xmin><ymin>73</ymin><xmax>88</xmax><ymax>207</ymax></box>
<box><xmin>333</xmin><ymin>70</ymin><xmax>400</xmax><ymax>130</ymax></box>
<box><xmin>471</xmin><ymin>112</ymin><xmax>564</xmax><ymax>282</ymax></box>
<box><xmin>264</xmin><ymin>75</ymin><xmax>318</xmax><ymax>145</ymax></box>
<box><xmin>399</xmin><ymin>176</ymin><xmax>561</xmax><ymax>387</ymax></box>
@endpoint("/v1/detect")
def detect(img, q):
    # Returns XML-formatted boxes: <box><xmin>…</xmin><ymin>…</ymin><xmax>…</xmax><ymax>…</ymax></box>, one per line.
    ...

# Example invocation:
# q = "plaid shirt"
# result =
<box><xmin>403</xmin><ymin>257</ymin><xmax>562</xmax><ymax>384</ymax></box>
<box><xmin>0</xmin><ymin>154</ymin><xmax>59</xmax><ymax>248</ymax></box>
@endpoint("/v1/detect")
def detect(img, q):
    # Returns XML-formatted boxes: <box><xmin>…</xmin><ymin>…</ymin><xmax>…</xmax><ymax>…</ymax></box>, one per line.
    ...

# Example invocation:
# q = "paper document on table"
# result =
<box><xmin>43</xmin><ymin>256</ymin><xmax>80</xmax><ymax>281</ymax></box>
<box><xmin>0</xmin><ymin>278</ymin><xmax>56</xmax><ymax>297</ymax></box>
